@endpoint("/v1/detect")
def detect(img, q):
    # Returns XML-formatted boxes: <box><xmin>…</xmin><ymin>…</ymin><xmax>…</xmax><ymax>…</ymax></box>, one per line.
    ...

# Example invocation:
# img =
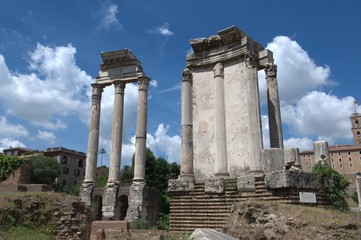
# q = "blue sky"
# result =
<box><xmin>0</xmin><ymin>0</ymin><xmax>360</xmax><ymax>167</ymax></box>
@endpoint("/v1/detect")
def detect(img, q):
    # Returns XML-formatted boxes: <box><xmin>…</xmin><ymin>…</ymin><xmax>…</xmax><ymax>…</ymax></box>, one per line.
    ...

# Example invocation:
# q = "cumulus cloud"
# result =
<box><xmin>0</xmin><ymin>138</ymin><xmax>26</xmax><ymax>152</ymax></box>
<box><xmin>36</xmin><ymin>130</ymin><xmax>56</xmax><ymax>143</ymax></box>
<box><xmin>284</xmin><ymin>137</ymin><xmax>314</xmax><ymax>151</ymax></box>
<box><xmin>97</xmin><ymin>0</ymin><xmax>122</xmax><ymax>31</ymax></box>
<box><xmin>147</xmin><ymin>22</ymin><xmax>174</xmax><ymax>36</ymax></box>
<box><xmin>258</xmin><ymin>36</ymin><xmax>333</xmax><ymax>104</ymax></box>
<box><xmin>0</xmin><ymin>44</ymin><xmax>93</xmax><ymax>130</ymax></box>
<box><xmin>0</xmin><ymin>116</ymin><xmax>29</xmax><ymax>138</ymax></box>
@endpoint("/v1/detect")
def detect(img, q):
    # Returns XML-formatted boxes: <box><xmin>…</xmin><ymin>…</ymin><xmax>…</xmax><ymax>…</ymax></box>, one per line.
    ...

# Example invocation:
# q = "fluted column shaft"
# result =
<box><xmin>245</xmin><ymin>52</ymin><xmax>263</xmax><ymax>173</ymax></box>
<box><xmin>213</xmin><ymin>62</ymin><xmax>229</xmax><ymax>177</ymax></box>
<box><xmin>133</xmin><ymin>77</ymin><xmax>150</xmax><ymax>182</ymax></box>
<box><xmin>265</xmin><ymin>64</ymin><xmax>284</xmax><ymax>148</ymax></box>
<box><xmin>180</xmin><ymin>68</ymin><xmax>194</xmax><ymax>178</ymax></box>
<box><xmin>108</xmin><ymin>81</ymin><xmax>126</xmax><ymax>184</ymax></box>
<box><xmin>84</xmin><ymin>83</ymin><xmax>103</xmax><ymax>183</ymax></box>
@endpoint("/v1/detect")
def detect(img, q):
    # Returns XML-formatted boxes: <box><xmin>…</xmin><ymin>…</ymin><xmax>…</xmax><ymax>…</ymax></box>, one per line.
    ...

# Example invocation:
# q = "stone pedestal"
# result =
<box><xmin>102</xmin><ymin>182</ymin><xmax>119</xmax><ymax>220</ymax></box>
<box><xmin>313</xmin><ymin>141</ymin><xmax>330</xmax><ymax>165</ymax></box>
<box><xmin>125</xmin><ymin>182</ymin><xmax>147</xmax><ymax>222</ymax></box>
<box><xmin>262</xmin><ymin>148</ymin><xmax>284</xmax><ymax>173</ymax></box>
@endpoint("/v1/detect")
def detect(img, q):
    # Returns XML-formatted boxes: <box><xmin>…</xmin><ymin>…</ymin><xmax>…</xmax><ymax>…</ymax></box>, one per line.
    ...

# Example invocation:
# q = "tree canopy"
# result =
<box><xmin>25</xmin><ymin>155</ymin><xmax>60</xmax><ymax>185</ymax></box>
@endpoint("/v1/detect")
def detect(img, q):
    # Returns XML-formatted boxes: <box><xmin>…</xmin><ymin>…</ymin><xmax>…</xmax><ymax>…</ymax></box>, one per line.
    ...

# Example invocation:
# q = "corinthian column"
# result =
<box><xmin>81</xmin><ymin>83</ymin><xmax>103</xmax><ymax>205</ymax></box>
<box><xmin>108</xmin><ymin>81</ymin><xmax>126</xmax><ymax>184</ymax></box>
<box><xmin>133</xmin><ymin>77</ymin><xmax>150</xmax><ymax>182</ymax></box>
<box><xmin>180</xmin><ymin>68</ymin><xmax>194</xmax><ymax>178</ymax></box>
<box><xmin>245</xmin><ymin>52</ymin><xmax>263</xmax><ymax>173</ymax></box>
<box><xmin>265</xmin><ymin>63</ymin><xmax>284</xmax><ymax>148</ymax></box>
<box><xmin>213</xmin><ymin>62</ymin><xmax>229</xmax><ymax>177</ymax></box>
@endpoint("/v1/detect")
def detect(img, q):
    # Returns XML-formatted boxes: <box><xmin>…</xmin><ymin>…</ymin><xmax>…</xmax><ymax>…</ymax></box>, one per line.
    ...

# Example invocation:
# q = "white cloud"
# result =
<box><xmin>284</xmin><ymin>137</ymin><xmax>314</xmax><ymax>151</ymax></box>
<box><xmin>0</xmin><ymin>138</ymin><xmax>26</xmax><ymax>152</ymax></box>
<box><xmin>258</xmin><ymin>36</ymin><xmax>333</xmax><ymax>104</ymax></box>
<box><xmin>0</xmin><ymin>116</ymin><xmax>29</xmax><ymax>138</ymax></box>
<box><xmin>97</xmin><ymin>0</ymin><xmax>122</xmax><ymax>31</ymax></box>
<box><xmin>147</xmin><ymin>22</ymin><xmax>174</xmax><ymax>36</ymax></box>
<box><xmin>0</xmin><ymin>44</ymin><xmax>93</xmax><ymax>130</ymax></box>
<box><xmin>282</xmin><ymin>91</ymin><xmax>354</xmax><ymax>142</ymax></box>
<box><xmin>36</xmin><ymin>130</ymin><xmax>56</xmax><ymax>143</ymax></box>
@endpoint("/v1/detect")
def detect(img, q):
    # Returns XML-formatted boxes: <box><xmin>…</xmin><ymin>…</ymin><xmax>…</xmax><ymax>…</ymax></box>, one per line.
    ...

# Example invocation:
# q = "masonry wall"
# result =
<box><xmin>192</xmin><ymin>60</ymin><xmax>253</xmax><ymax>180</ymax></box>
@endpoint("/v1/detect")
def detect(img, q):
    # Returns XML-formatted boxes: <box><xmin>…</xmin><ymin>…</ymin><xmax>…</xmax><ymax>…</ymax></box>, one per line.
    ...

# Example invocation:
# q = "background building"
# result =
<box><xmin>300</xmin><ymin>112</ymin><xmax>361</xmax><ymax>174</ymax></box>
<box><xmin>2</xmin><ymin>146</ymin><xmax>86</xmax><ymax>192</ymax></box>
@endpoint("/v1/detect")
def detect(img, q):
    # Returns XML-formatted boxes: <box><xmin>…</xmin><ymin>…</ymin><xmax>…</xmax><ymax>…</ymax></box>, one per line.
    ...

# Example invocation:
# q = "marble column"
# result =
<box><xmin>133</xmin><ymin>77</ymin><xmax>150</xmax><ymax>182</ymax></box>
<box><xmin>265</xmin><ymin>63</ymin><xmax>284</xmax><ymax>149</ymax></box>
<box><xmin>356</xmin><ymin>173</ymin><xmax>361</xmax><ymax>208</ymax></box>
<box><xmin>245</xmin><ymin>52</ymin><xmax>263</xmax><ymax>173</ymax></box>
<box><xmin>80</xmin><ymin>83</ymin><xmax>103</xmax><ymax>205</ymax></box>
<box><xmin>180</xmin><ymin>68</ymin><xmax>194</xmax><ymax>178</ymax></box>
<box><xmin>213</xmin><ymin>62</ymin><xmax>229</xmax><ymax>177</ymax></box>
<box><xmin>108</xmin><ymin>81</ymin><xmax>126</xmax><ymax>184</ymax></box>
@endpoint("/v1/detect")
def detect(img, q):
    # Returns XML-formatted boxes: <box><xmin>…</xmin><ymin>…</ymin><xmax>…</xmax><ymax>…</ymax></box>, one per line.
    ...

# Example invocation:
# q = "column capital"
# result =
<box><xmin>265</xmin><ymin>63</ymin><xmax>277</xmax><ymax>78</ymax></box>
<box><xmin>114</xmin><ymin>81</ymin><xmax>126</xmax><ymax>94</ymax></box>
<box><xmin>245</xmin><ymin>51</ymin><xmax>257</xmax><ymax>68</ymax></box>
<box><xmin>138</xmin><ymin>77</ymin><xmax>150</xmax><ymax>91</ymax></box>
<box><xmin>91</xmin><ymin>83</ymin><xmax>104</xmax><ymax>98</ymax></box>
<box><xmin>182</xmin><ymin>68</ymin><xmax>192</xmax><ymax>82</ymax></box>
<box><xmin>213</xmin><ymin>62</ymin><xmax>224</xmax><ymax>78</ymax></box>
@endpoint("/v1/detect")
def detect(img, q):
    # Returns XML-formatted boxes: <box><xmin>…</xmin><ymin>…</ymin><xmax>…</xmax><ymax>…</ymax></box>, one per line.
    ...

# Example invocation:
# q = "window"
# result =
<box><xmin>349</xmin><ymin>158</ymin><xmax>352</xmax><ymax>162</ymax></box>
<box><xmin>338</xmin><ymin>152</ymin><xmax>341</xmax><ymax>156</ymax></box>
<box><xmin>308</xmin><ymin>165</ymin><xmax>312</xmax><ymax>170</ymax></box>
<box><xmin>348</xmin><ymin>152</ymin><xmax>351</xmax><ymax>155</ymax></box>
<box><xmin>339</xmin><ymin>163</ymin><xmax>343</xmax><ymax>168</ymax></box>
<box><xmin>61</xmin><ymin>156</ymin><xmax>67</xmax><ymax>164</ymax></box>
<box><xmin>350</xmin><ymin>163</ymin><xmax>353</xmax><ymax>168</ymax></box>
<box><xmin>331</xmin><ymin>158</ymin><xmax>334</xmax><ymax>162</ymax></box>
<box><xmin>74</xmin><ymin>169</ymin><xmax>80</xmax><ymax>176</ymax></box>
<box><xmin>339</xmin><ymin>159</ymin><xmax>342</xmax><ymax>162</ymax></box>
<box><xmin>62</xmin><ymin>179</ymin><xmax>67</xmax><ymax>186</ymax></box>
<box><xmin>332</xmin><ymin>164</ymin><xmax>335</xmax><ymax>168</ymax></box>
<box><xmin>74</xmin><ymin>181</ymin><xmax>77</xmax><ymax>186</ymax></box>
<box><xmin>78</xmin><ymin>160</ymin><xmax>83</xmax><ymax>168</ymax></box>
<box><xmin>330</xmin><ymin>153</ymin><xmax>334</xmax><ymax>156</ymax></box>
<box><xmin>63</xmin><ymin>167</ymin><xmax>69</xmax><ymax>175</ymax></box>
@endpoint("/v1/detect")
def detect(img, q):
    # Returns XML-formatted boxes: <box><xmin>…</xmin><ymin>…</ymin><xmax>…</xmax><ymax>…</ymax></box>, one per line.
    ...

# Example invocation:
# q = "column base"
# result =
<box><xmin>125</xmin><ymin>182</ymin><xmax>146</xmax><ymax>223</ymax></box>
<box><xmin>80</xmin><ymin>181</ymin><xmax>95</xmax><ymax>206</ymax></box>
<box><xmin>179</xmin><ymin>174</ymin><xmax>194</xmax><ymax>180</ymax></box>
<box><xmin>102</xmin><ymin>183</ymin><xmax>119</xmax><ymax>220</ymax></box>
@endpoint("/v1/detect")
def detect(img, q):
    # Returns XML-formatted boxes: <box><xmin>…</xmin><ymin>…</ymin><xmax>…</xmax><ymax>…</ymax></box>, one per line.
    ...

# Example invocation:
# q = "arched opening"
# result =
<box><xmin>93</xmin><ymin>195</ymin><xmax>103</xmax><ymax>220</ymax></box>
<box><xmin>118</xmin><ymin>195</ymin><xmax>129</xmax><ymax>220</ymax></box>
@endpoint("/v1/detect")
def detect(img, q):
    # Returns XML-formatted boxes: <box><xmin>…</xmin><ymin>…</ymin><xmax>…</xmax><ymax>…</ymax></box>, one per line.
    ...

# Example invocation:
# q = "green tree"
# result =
<box><xmin>25</xmin><ymin>155</ymin><xmax>60</xmax><ymax>185</ymax></box>
<box><xmin>313</xmin><ymin>160</ymin><xmax>350</xmax><ymax>212</ymax></box>
<box><xmin>0</xmin><ymin>154</ymin><xmax>24</xmax><ymax>182</ymax></box>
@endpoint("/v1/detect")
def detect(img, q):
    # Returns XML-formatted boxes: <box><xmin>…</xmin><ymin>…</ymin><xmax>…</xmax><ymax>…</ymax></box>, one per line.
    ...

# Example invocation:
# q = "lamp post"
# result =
<box><xmin>99</xmin><ymin>148</ymin><xmax>106</xmax><ymax>166</ymax></box>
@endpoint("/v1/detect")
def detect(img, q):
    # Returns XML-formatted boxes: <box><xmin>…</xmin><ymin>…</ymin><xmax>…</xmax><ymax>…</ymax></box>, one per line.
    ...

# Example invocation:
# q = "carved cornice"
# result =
<box><xmin>265</xmin><ymin>63</ymin><xmax>277</xmax><ymax>78</ymax></box>
<box><xmin>213</xmin><ymin>62</ymin><xmax>224</xmax><ymax>78</ymax></box>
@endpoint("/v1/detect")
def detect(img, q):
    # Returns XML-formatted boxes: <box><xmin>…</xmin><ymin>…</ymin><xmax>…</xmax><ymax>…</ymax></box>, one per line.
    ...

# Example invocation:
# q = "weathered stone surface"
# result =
<box><xmin>205</xmin><ymin>178</ymin><xmax>224</xmax><ymax>193</ymax></box>
<box><xmin>284</xmin><ymin>148</ymin><xmax>301</xmax><ymax>169</ymax></box>
<box><xmin>90</xmin><ymin>221</ymin><xmax>129</xmax><ymax>240</ymax></box>
<box><xmin>265</xmin><ymin>170</ymin><xmax>322</xmax><ymax>189</ymax></box>
<box><xmin>237</xmin><ymin>175</ymin><xmax>255</xmax><ymax>192</ymax></box>
<box><xmin>262</xmin><ymin>148</ymin><xmax>284</xmax><ymax>173</ymax></box>
<box><xmin>356</xmin><ymin>173</ymin><xmax>361</xmax><ymax>208</ymax></box>
<box><xmin>102</xmin><ymin>183</ymin><xmax>118</xmax><ymax>220</ymax></box>
<box><xmin>313</xmin><ymin>141</ymin><xmax>330</xmax><ymax>165</ymax></box>
<box><xmin>80</xmin><ymin>182</ymin><xmax>94</xmax><ymax>206</ymax></box>
<box><xmin>189</xmin><ymin>228</ymin><xmax>238</xmax><ymax>240</ymax></box>
<box><xmin>168</xmin><ymin>178</ymin><xmax>194</xmax><ymax>192</ymax></box>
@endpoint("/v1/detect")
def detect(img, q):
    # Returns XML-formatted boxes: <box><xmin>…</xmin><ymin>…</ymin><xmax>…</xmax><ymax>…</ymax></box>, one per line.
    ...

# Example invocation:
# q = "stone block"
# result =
<box><xmin>284</xmin><ymin>148</ymin><xmax>301</xmax><ymax>169</ymax></box>
<box><xmin>189</xmin><ymin>228</ymin><xmax>238</xmax><ymax>240</ymax></box>
<box><xmin>237</xmin><ymin>175</ymin><xmax>255</xmax><ymax>192</ymax></box>
<box><xmin>205</xmin><ymin>179</ymin><xmax>224</xmax><ymax>193</ymax></box>
<box><xmin>265</xmin><ymin>170</ymin><xmax>322</xmax><ymax>189</ymax></box>
<box><xmin>168</xmin><ymin>178</ymin><xmax>194</xmax><ymax>192</ymax></box>
<box><xmin>262</xmin><ymin>148</ymin><xmax>284</xmax><ymax>173</ymax></box>
<box><xmin>90</xmin><ymin>221</ymin><xmax>129</xmax><ymax>240</ymax></box>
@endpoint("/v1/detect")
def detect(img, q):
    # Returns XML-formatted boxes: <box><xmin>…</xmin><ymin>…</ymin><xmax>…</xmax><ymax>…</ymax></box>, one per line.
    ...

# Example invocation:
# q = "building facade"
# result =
<box><xmin>2</xmin><ymin>146</ymin><xmax>86</xmax><ymax>191</ymax></box>
<box><xmin>300</xmin><ymin>112</ymin><xmax>361</xmax><ymax>174</ymax></box>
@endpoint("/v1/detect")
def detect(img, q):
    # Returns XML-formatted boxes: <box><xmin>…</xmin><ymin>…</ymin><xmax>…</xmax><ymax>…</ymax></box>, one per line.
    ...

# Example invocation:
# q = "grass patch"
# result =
<box><xmin>2</xmin><ymin>226</ymin><xmax>54</xmax><ymax>240</ymax></box>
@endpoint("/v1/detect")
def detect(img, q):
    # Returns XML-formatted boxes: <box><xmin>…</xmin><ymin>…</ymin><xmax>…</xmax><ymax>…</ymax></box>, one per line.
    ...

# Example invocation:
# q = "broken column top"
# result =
<box><xmin>186</xmin><ymin>25</ymin><xmax>273</xmax><ymax>69</ymax></box>
<box><xmin>96</xmin><ymin>49</ymin><xmax>147</xmax><ymax>85</ymax></box>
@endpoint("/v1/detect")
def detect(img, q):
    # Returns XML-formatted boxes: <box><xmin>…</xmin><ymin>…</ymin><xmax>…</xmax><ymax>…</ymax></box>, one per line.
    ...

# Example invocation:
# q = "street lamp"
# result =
<box><xmin>99</xmin><ymin>148</ymin><xmax>106</xmax><ymax>166</ymax></box>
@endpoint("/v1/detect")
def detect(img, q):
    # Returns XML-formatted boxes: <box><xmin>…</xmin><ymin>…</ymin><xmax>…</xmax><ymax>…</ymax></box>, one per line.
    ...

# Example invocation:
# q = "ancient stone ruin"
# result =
<box><xmin>168</xmin><ymin>26</ymin><xmax>327</xmax><ymax>232</ymax></box>
<box><xmin>80</xmin><ymin>49</ymin><xmax>158</xmax><ymax>227</ymax></box>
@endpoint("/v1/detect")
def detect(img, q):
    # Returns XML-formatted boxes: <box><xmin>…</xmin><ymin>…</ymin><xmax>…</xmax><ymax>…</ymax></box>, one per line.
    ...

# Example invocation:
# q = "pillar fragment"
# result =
<box><xmin>213</xmin><ymin>62</ymin><xmax>229</xmax><ymax>177</ymax></box>
<box><xmin>313</xmin><ymin>141</ymin><xmax>330</xmax><ymax>165</ymax></box>
<box><xmin>180</xmin><ymin>68</ymin><xmax>194</xmax><ymax>178</ymax></box>
<box><xmin>245</xmin><ymin>52</ymin><xmax>263</xmax><ymax>173</ymax></box>
<box><xmin>265</xmin><ymin>63</ymin><xmax>284</xmax><ymax>148</ymax></box>
<box><xmin>80</xmin><ymin>83</ymin><xmax>103</xmax><ymax>205</ymax></box>
<box><xmin>355</xmin><ymin>173</ymin><xmax>361</xmax><ymax>209</ymax></box>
